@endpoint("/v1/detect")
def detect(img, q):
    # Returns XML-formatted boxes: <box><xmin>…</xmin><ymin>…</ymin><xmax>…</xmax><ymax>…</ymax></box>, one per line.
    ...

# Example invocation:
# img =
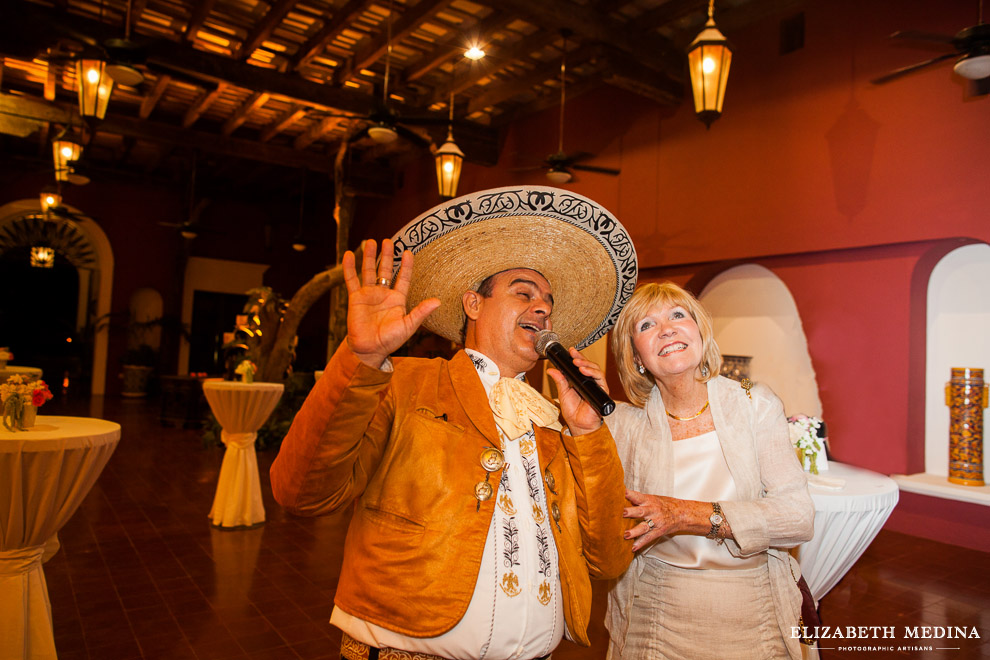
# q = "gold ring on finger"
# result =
<box><xmin>376</xmin><ymin>277</ymin><xmax>390</xmax><ymax>287</ymax></box>
<box><xmin>645</xmin><ymin>518</ymin><xmax>655</xmax><ymax>530</ymax></box>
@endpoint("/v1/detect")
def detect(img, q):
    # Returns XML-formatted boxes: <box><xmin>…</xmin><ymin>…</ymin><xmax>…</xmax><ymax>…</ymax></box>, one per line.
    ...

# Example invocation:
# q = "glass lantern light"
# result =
<box><xmin>435</xmin><ymin>128</ymin><xmax>464</xmax><ymax>199</ymax></box>
<box><xmin>687</xmin><ymin>0</ymin><xmax>733</xmax><ymax>128</ymax></box>
<box><xmin>52</xmin><ymin>137</ymin><xmax>83</xmax><ymax>182</ymax></box>
<box><xmin>76</xmin><ymin>58</ymin><xmax>115</xmax><ymax>119</ymax></box>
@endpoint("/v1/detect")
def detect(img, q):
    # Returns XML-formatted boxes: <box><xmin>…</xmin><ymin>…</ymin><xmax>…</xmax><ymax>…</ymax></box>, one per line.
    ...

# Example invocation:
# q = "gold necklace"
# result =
<box><xmin>666</xmin><ymin>400</ymin><xmax>710</xmax><ymax>421</ymax></box>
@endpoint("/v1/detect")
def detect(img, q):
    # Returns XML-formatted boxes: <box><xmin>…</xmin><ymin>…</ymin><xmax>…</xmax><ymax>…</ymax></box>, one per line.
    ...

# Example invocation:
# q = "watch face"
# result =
<box><xmin>710</xmin><ymin>513</ymin><xmax>724</xmax><ymax>525</ymax></box>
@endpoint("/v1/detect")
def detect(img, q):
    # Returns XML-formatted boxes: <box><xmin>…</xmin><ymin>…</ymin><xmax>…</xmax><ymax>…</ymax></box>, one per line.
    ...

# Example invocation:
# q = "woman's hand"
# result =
<box><xmin>342</xmin><ymin>239</ymin><xmax>440</xmax><ymax>369</ymax></box>
<box><xmin>548</xmin><ymin>347</ymin><xmax>608</xmax><ymax>435</ymax></box>
<box><xmin>622</xmin><ymin>489</ymin><xmax>686</xmax><ymax>551</ymax></box>
<box><xmin>623</xmin><ymin>489</ymin><xmax>731</xmax><ymax>552</ymax></box>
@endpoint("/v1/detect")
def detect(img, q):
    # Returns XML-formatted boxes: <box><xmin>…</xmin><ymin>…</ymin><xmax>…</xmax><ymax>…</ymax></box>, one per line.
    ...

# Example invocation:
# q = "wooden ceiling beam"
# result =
<box><xmin>600</xmin><ymin>47</ymin><xmax>684</xmax><ymax>105</ymax></box>
<box><xmin>496</xmin><ymin>70</ymin><xmax>603</xmax><ymax>127</ymax></box>
<box><xmin>477</xmin><ymin>0</ymin><xmax>682</xmax><ymax>78</ymax></box>
<box><xmin>130</xmin><ymin>0</ymin><xmax>148</xmax><ymax>33</ymax></box>
<box><xmin>184</xmin><ymin>0</ymin><xmax>218</xmax><ymax>43</ymax></box>
<box><xmin>340</xmin><ymin>0</ymin><xmax>457</xmax><ymax>81</ymax></box>
<box><xmin>182</xmin><ymin>82</ymin><xmax>227</xmax><ymax>128</ymax></box>
<box><xmin>0</xmin><ymin>91</ymin><xmax>335</xmax><ymax>172</ymax></box>
<box><xmin>4</xmin><ymin>4</ymin><xmax>493</xmax><ymax>137</ymax></box>
<box><xmin>259</xmin><ymin>105</ymin><xmax>307</xmax><ymax>142</ymax></box>
<box><xmin>291</xmin><ymin>0</ymin><xmax>377</xmax><ymax>71</ymax></box>
<box><xmin>237</xmin><ymin>0</ymin><xmax>297</xmax><ymax>60</ymax></box>
<box><xmin>403</xmin><ymin>11</ymin><xmax>514</xmax><ymax>83</ymax></box>
<box><xmin>465</xmin><ymin>45</ymin><xmax>599</xmax><ymax>116</ymax></box>
<box><xmin>222</xmin><ymin>91</ymin><xmax>271</xmax><ymax>136</ymax></box>
<box><xmin>139</xmin><ymin>74</ymin><xmax>171</xmax><ymax>119</ymax></box>
<box><xmin>44</xmin><ymin>61</ymin><xmax>58</xmax><ymax>101</ymax></box>
<box><xmin>428</xmin><ymin>29</ymin><xmax>560</xmax><ymax>106</ymax></box>
<box><xmin>293</xmin><ymin>115</ymin><xmax>347</xmax><ymax>150</ymax></box>
<box><xmin>637</xmin><ymin>0</ymin><xmax>707</xmax><ymax>33</ymax></box>
<box><xmin>104</xmin><ymin>114</ymin><xmax>338</xmax><ymax>172</ymax></box>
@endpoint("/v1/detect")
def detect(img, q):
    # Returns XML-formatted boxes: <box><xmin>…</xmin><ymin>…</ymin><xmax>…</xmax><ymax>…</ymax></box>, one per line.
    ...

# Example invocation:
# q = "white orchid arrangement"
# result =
<box><xmin>234</xmin><ymin>360</ymin><xmax>257</xmax><ymax>383</ymax></box>
<box><xmin>787</xmin><ymin>414</ymin><xmax>827</xmax><ymax>475</ymax></box>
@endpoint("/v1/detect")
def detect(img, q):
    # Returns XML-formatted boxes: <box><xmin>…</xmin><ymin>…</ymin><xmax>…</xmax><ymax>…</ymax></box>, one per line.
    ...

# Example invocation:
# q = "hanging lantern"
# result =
<box><xmin>435</xmin><ymin>128</ymin><xmax>464</xmax><ymax>199</ymax></box>
<box><xmin>31</xmin><ymin>246</ymin><xmax>56</xmax><ymax>268</ymax></box>
<box><xmin>52</xmin><ymin>137</ymin><xmax>83</xmax><ymax>182</ymax></box>
<box><xmin>687</xmin><ymin>0</ymin><xmax>733</xmax><ymax>128</ymax></box>
<box><xmin>40</xmin><ymin>186</ymin><xmax>62</xmax><ymax>214</ymax></box>
<box><xmin>76</xmin><ymin>59</ymin><xmax>115</xmax><ymax>119</ymax></box>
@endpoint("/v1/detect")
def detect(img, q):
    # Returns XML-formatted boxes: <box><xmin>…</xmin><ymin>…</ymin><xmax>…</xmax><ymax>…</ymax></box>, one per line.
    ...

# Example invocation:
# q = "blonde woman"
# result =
<box><xmin>605</xmin><ymin>282</ymin><xmax>817</xmax><ymax>660</ymax></box>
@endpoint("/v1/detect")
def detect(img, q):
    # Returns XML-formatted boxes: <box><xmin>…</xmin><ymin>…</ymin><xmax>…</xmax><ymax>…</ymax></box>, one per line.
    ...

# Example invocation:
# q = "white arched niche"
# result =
<box><xmin>699</xmin><ymin>264</ymin><xmax>822</xmax><ymax>418</ymax></box>
<box><xmin>129</xmin><ymin>288</ymin><xmax>164</xmax><ymax>350</ymax></box>
<box><xmin>894</xmin><ymin>243</ymin><xmax>990</xmax><ymax>504</ymax></box>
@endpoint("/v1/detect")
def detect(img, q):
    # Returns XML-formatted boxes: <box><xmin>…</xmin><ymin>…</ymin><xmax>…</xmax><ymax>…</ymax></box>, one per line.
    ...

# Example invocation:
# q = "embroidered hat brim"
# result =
<box><xmin>389</xmin><ymin>186</ymin><xmax>638</xmax><ymax>351</ymax></box>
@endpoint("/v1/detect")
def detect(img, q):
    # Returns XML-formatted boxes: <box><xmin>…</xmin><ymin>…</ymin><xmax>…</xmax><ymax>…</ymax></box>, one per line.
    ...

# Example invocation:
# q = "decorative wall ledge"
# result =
<box><xmin>891</xmin><ymin>473</ymin><xmax>990</xmax><ymax>506</ymax></box>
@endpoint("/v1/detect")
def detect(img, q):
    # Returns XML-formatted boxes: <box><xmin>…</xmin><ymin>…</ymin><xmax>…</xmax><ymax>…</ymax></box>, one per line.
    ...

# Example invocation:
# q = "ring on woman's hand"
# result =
<box><xmin>376</xmin><ymin>277</ymin><xmax>390</xmax><ymax>287</ymax></box>
<box><xmin>645</xmin><ymin>518</ymin><xmax>655</xmax><ymax>530</ymax></box>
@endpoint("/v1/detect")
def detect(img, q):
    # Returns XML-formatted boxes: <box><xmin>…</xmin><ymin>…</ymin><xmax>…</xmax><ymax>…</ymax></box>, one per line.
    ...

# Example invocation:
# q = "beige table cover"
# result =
<box><xmin>202</xmin><ymin>380</ymin><xmax>283</xmax><ymax>529</ymax></box>
<box><xmin>0</xmin><ymin>366</ymin><xmax>44</xmax><ymax>382</ymax></box>
<box><xmin>0</xmin><ymin>416</ymin><xmax>120</xmax><ymax>660</ymax></box>
<box><xmin>794</xmin><ymin>461</ymin><xmax>900</xmax><ymax>600</ymax></box>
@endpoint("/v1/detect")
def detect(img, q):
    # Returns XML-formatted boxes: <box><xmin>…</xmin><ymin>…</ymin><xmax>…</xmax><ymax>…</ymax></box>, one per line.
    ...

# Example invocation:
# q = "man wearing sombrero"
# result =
<box><xmin>272</xmin><ymin>186</ymin><xmax>638</xmax><ymax>660</ymax></box>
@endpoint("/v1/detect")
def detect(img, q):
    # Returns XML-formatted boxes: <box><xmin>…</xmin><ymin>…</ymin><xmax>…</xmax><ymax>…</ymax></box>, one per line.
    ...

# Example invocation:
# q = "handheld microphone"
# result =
<box><xmin>535</xmin><ymin>330</ymin><xmax>615</xmax><ymax>416</ymax></box>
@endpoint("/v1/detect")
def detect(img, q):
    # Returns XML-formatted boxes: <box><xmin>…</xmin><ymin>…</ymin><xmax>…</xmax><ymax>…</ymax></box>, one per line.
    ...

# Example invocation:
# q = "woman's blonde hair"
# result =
<box><xmin>610</xmin><ymin>282</ymin><xmax>722</xmax><ymax>407</ymax></box>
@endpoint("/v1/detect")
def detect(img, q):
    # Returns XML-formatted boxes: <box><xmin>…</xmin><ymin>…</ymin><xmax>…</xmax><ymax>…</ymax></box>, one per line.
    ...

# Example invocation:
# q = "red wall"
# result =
<box><xmin>356</xmin><ymin>0</ymin><xmax>990</xmax><ymax>549</ymax></box>
<box><xmin>0</xmin><ymin>167</ymin><xmax>339</xmax><ymax>392</ymax></box>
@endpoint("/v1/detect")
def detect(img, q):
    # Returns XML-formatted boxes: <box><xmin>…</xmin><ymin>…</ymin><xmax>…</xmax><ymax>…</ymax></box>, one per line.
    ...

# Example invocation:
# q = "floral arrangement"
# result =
<box><xmin>2</xmin><ymin>375</ymin><xmax>53</xmax><ymax>431</ymax></box>
<box><xmin>234</xmin><ymin>360</ymin><xmax>257</xmax><ymax>383</ymax></box>
<box><xmin>787</xmin><ymin>414</ymin><xmax>828</xmax><ymax>475</ymax></box>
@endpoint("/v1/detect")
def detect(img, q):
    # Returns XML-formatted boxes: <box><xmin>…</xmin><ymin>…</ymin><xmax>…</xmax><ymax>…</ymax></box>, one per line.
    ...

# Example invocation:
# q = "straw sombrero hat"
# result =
<box><xmin>389</xmin><ymin>186</ymin><xmax>638</xmax><ymax>351</ymax></box>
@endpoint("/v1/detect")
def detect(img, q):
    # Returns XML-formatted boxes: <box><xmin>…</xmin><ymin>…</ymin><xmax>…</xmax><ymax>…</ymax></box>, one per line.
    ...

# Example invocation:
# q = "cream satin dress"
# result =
<box><xmin>608</xmin><ymin>430</ymin><xmax>788</xmax><ymax>660</ymax></box>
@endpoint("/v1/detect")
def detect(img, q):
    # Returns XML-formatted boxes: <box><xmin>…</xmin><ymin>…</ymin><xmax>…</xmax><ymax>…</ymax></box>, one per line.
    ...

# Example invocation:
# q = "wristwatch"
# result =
<box><xmin>706</xmin><ymin>502</ymin><xmax>725</xmax><ymax>543</ymax></box>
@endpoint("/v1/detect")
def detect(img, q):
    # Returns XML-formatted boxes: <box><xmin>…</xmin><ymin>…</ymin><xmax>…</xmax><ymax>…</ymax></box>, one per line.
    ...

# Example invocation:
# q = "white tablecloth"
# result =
<box><xmin>202</xmin><ymin>380</ymin><xmax>283</xmax><ymax>529</ymax></box>
<box><xmin>0</xmin><ymin>416</ymin><xmax>120</xmax><ymax>660</ymax></box>
<box><xmin>0</xmin><ymin>366</ymin><xmax>44</xmax><ymax>382</ymax></box>
<box><xmin>795</xmin><ymin>461</ymin><xmax>900</xmax><ymax>600</ymax></box>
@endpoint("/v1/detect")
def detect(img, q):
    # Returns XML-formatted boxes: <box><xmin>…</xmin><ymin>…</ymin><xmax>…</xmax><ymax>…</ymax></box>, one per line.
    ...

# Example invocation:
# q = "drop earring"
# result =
<box><xmin>701</xmin><ymin>365</ymin><xmax>710</xmax><ymax>378</ymax></box>
<box><xmin>637</xmin><ymin>364</ymin><xmax>646</xmax><ymax>375</ymax></box>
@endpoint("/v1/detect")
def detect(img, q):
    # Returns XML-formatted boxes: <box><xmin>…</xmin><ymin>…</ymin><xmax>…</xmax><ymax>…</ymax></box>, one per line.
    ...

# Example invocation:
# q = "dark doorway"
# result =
<box><xmin>188</xmin><ymin>291</ymin><xmax>248</xmax><ymax>376</ymax></box>
<box><xmin>0</xmin><ymin>247</ymin><xmax>85</xmax><ymax>391</ymax></box>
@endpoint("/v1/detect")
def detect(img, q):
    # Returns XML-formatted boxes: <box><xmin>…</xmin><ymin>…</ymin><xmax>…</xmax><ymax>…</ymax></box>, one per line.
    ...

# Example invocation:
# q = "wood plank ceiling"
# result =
<box><xmin>0</xmin><ymin>0</ymin><xmax>789</xmax><ymax>196</ymax></box>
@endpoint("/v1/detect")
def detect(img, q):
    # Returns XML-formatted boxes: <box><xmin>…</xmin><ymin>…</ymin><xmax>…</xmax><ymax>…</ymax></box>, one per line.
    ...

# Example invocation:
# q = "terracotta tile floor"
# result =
<box><xmin>37</xmin><ymin>395</ymin><xmax>990</xmax><ymax>659</ymax></box>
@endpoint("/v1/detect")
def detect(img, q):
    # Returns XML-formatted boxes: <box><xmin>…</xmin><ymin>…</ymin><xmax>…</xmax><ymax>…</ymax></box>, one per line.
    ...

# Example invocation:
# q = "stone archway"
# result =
<box><xmin>0</xmin><ymin>200</ymin><xmax>114</xmax><ymax>395</ymax></box>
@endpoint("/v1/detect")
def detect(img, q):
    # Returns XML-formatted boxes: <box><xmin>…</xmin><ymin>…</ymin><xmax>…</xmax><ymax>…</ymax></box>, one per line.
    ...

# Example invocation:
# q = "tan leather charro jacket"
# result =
<box><xmin>270</xmin><ymin>344</ymin><xmax>632</xmax><ymax>644</ymax></box>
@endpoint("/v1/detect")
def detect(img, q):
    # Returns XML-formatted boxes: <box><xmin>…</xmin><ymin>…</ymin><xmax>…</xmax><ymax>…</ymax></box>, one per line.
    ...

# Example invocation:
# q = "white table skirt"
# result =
<box><xmin>795</xmin><ymin>461</ymin><xmax>900</xmax><ymax>600</ymax></box>
<box><xmin>0</xmin><ymin>416</ymin><xmax>120</xmax><ymax>660</ymax></box>
<box><xmin>202</xmin><ymin>380</ymin><xmax>283</xmax><ymax>529</ymax></box>
<box><xmin>0</xmin><ymin>366</ymin><xmax>44</xmax><ymax>382</ymax></box>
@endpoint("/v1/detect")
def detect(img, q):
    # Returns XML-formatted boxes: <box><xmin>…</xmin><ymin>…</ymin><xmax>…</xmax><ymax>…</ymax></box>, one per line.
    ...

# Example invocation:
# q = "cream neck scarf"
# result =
<box><xmin>465</xmin><ymin>349</ymin><xmax>563</xmax><ymax>439</ymax></box>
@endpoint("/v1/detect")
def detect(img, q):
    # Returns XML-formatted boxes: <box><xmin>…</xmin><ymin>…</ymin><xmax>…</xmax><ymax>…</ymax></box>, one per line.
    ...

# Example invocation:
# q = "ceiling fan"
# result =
<box><xmin>514</xmin><ymin>31</ymin><xmax>620</xmax><ymax>184</ymax></box>
<box><xmin>319</xmin><ymin>0</ymin><xmax>448</xmax><ymax>148</ymax></box>
<box><xmin>871</xmin><ymin>0</ymin><xmax>990</xmax><ymax>95</ymax></box>
<box><xmin>42</xmin><ymin>0</ymin><xmax>150</xmax><ymax>87</ymax></box>
<box><xmin>158</xmin><ymin>155</ymin><xmax>211</xmax><ymax>240</ymax></box>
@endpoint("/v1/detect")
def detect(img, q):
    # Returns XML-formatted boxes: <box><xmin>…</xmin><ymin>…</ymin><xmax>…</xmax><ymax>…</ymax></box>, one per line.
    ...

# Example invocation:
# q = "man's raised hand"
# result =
<box><xmin>342</xmin><ymin>239</ymin><xmax>440</xmax><ymax>369</ymax></box>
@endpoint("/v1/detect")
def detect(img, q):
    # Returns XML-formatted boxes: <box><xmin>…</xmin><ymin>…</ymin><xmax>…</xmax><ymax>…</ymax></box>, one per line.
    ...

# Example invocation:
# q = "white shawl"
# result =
<box><xmin>604</xmin><ymin>375</ymin><xmax>816</xmax><ymax>660</ymax></box>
